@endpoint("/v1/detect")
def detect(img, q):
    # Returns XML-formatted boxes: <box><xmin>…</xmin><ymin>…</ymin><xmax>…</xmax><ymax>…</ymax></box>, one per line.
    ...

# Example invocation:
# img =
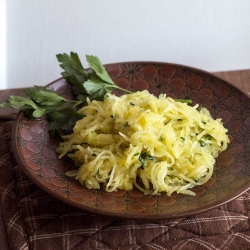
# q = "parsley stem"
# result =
<box><xmin>175</xmin><ymin>99</ymin><xmax>192</xmax><ymax>104</ymax></box>
<box><xmin>115</xmin><ymin>86</ymin><xmax>133</xmax><ymax>94</ymax></box>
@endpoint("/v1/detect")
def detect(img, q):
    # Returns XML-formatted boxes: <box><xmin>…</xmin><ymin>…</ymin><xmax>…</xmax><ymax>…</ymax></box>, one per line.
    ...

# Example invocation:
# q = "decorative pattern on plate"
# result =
<box><xmin>12</xmin><ymin>62</ymin><xmax>250</xmax><ymax>219</ymax></box>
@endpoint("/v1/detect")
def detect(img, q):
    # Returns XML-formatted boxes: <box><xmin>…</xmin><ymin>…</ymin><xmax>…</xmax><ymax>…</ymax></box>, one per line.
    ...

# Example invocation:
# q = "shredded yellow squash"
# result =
<box><xmin>57</xmin><ymin>90</ymin><xmax>229</xmax><ymax>196</ymax></box>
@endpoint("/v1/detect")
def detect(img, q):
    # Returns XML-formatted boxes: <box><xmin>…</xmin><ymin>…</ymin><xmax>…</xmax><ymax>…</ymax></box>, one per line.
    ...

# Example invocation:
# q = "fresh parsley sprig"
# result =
<box><xmin>84</xmin><ymin>55</ymin><xmax>132</xmax><ymax>100</ymax></box>
<box><xmin>56</xmin><ymin>52</ymin><xmax>89</xmax><ymax>101</ymax></box>
<box><xmin>0</xmin><ymin>52</ymin><xmax>132</xmax><ymax>134</ymax></box>
<box><xmin>0</xmin><ymin>52</ymin><xmax>191</xmax><ymax>135</ymax></box>
<box><xmin>0</xmin><ymin>86</ymin><xmax>67</xmax><ymax>118</ymax></box>
<box><xmin>0</xmin><ymin>86</ymin><xmax>84</xmax><ymax>134</ymax></box>
<box><xmin>56</xmin><ymin>52</ymin><xmax>132</xmax><ymax>102</ymax></box>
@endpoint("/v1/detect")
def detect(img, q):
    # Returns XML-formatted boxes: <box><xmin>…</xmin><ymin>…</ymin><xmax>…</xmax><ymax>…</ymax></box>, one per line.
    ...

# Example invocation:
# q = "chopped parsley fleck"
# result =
<box><xmin>199</xmin><ymin>140</ymin><xmax>206</xmax><ymax>147</ymax></box>
<box><xmin>124</xmin><ymin>122</ymin><xmax>130</xmax><ymax>127</ymax></box>
<box><xmin>138</xmin><ymin>153</ymin><xmax>156</xmax><ymax>169</ymax></box>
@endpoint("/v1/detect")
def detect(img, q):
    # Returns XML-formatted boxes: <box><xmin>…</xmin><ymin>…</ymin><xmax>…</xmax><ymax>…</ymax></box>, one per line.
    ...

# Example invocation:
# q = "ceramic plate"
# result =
<box><xmin>12</xmin><ymin>62</ymin><xmax>250</xmax><ymax>220</ymax></box>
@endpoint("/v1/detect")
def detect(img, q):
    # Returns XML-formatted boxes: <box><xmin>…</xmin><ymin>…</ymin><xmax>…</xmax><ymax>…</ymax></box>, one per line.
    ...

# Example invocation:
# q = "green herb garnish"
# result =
<box><xmin>83</xmin><ymin>55</ymin><xmax>132</xmax><ymax>101</ymax></box>
<box><xmin>56</xmin><ymin>52</ymin><xmax>89</xmax><ymax>101</ymax></box>
<box><xmin>0</xmin><ymin>53</ymin><xmax>132</xmax><ymax>134</ymax></box>
<box><xmin>0</xmin><ymin>52</ymin><xmax>192</xmax><ymax>135</ymax></box>
<box><xmin>124</xmin><ymin>122</ymin><xmax>130</xmax><ymax>128</ymax></box>
<box><xmin>0</xmin><ymin>86</ymin><xmax>84</xmax><ymax>134</ymax></box>
<box><xmin>199</xmin><ymin>140</ymin><xmax>206</xmax><ymax>147</ymax></box>
<box><xmin>139</xmin><ymin>153</ymin><xmax>156</xmax><ymax>169</ymax></box>
<box><xmin>175</xmin><ymin>99</ymin><xmax>192</xmax><ymax>104</ymax></box>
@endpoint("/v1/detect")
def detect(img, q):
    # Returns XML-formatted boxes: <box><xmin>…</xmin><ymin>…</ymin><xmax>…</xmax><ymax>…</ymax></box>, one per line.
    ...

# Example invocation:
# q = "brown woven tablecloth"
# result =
<box><xmin>1</xmin><ymin>116</ymin><xmax>250</xmax><ymax>250</ymax></box>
